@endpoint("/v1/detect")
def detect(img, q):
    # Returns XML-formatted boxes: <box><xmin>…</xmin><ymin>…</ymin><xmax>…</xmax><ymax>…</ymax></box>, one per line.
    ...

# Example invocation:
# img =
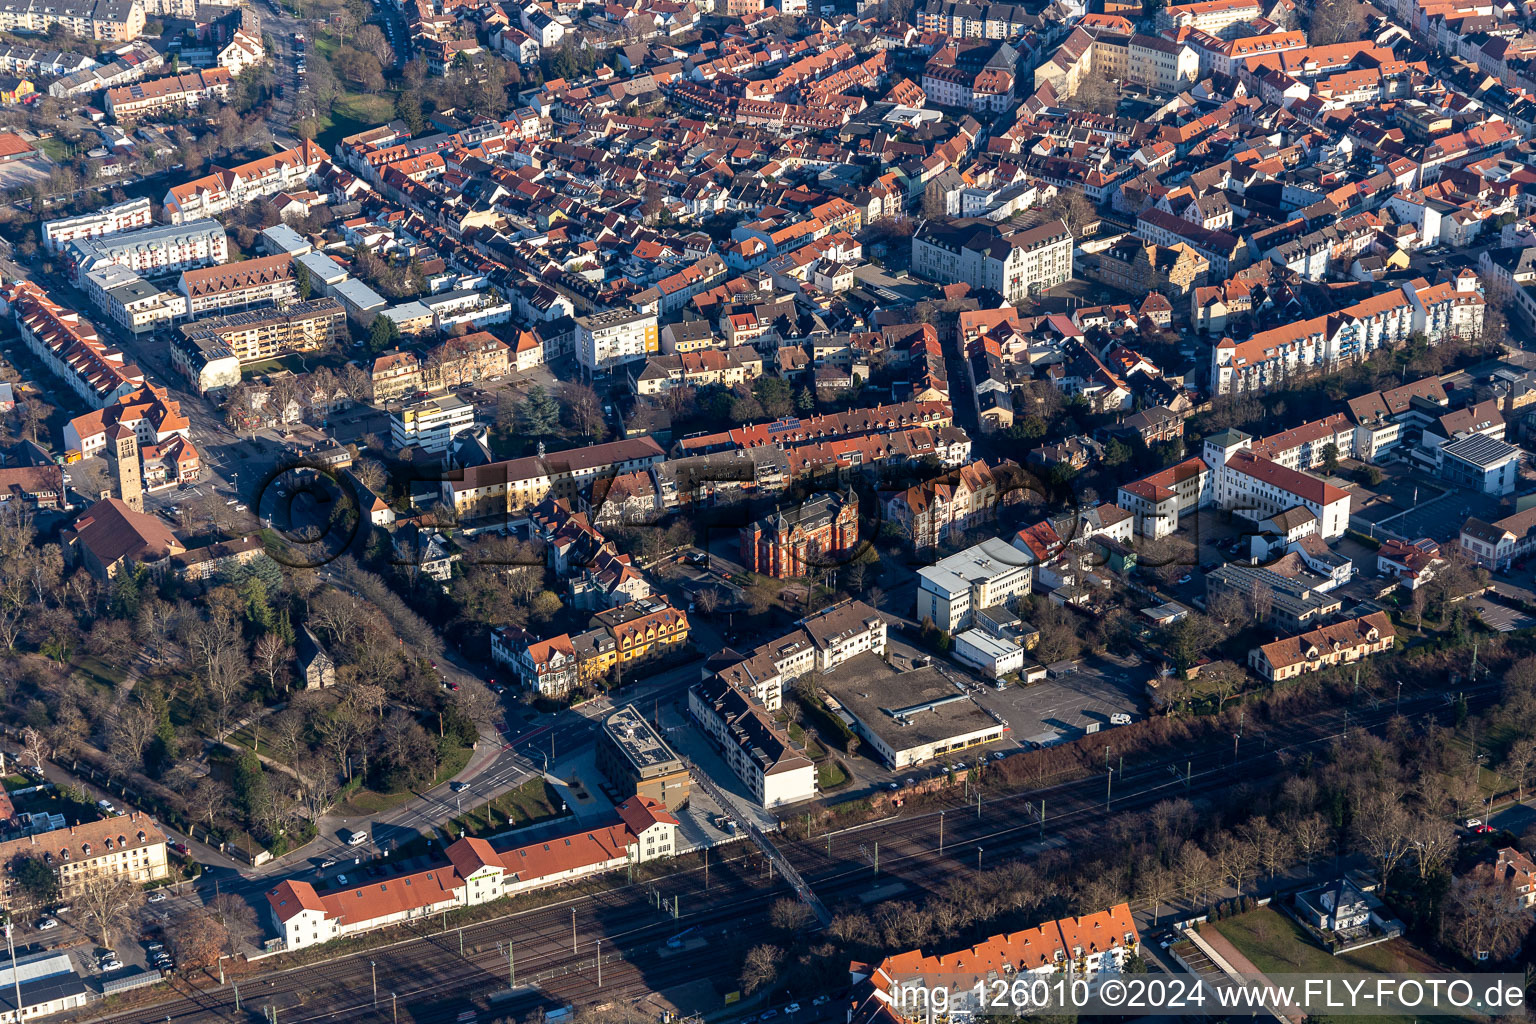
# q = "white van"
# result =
<box><xmin>345</xmin><ymin>829</ymin><xmax>368</xmax><ymax>846</ymax></box>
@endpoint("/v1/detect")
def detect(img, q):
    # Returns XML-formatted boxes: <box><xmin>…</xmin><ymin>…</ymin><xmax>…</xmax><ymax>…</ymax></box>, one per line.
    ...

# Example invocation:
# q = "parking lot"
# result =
<box><xmin>971</xmin><ymin>652</ymin><xmax>1147</xmax><ymax>747</ymax></box>
<box><xmin>1468</xmin><ymin>595</ymin><xmax>1536</xmax><ymax>632</ymax></box>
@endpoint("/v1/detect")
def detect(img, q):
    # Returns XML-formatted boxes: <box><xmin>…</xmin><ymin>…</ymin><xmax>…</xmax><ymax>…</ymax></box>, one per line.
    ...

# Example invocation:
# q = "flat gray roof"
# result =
<box><xmin>820</xmin><ymin>653</ymin><xmax>1003</xmax><ymax>754</ymax></box>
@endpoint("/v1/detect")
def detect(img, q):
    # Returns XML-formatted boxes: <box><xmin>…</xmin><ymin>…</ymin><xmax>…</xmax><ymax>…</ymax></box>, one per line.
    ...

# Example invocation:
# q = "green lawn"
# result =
<box><xmin>1212</xmin><ymin>907</ymin><xmax>1457</xmax><ymax>1015</ymax></box>
<box><xmin>0</xmin><ymin>774</ymin><xmax>31</xmax><ymax>791</ymax></box>
<box><xmin>818</xmin><ymin>760</ymin><xmax>848</xmax><ymax>790</ymax></box>
<box><xmin>71</xmin><ymin>654</ymin><xmax>128</xmax><ymax>689</ymax></box>
<box><xmin>447</xmin><ymin>777</ymin><xmax>566</xmax><ymax>840</ymax></box>
<box><xmin>313</xmin><ymin>93</ymin><xmax>397</xmax><ymax>153</ymax></box>
<box><xmin>334</xmin><ymin>742</ymin><xmax>475</xmax><ymax>818</ymax></box>
<box><xmin>36</xmin><ymin>136</ymin><xmax>69</xmax><ymax>162</ymax></box>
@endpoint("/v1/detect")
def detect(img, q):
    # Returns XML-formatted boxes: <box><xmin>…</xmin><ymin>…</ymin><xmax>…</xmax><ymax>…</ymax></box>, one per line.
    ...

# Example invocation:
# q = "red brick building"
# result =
<box><xmin>740</xmin><ymin>489</ymin><xmax>858</xmax><ymax>578</ymax></box>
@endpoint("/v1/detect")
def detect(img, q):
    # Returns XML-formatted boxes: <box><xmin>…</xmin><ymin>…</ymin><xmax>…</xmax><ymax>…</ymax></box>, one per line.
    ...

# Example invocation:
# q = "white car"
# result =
<box><xmin>1465</xmin><ymin>818</ymin><xmax>1483</xmax><ymax>829</ymax></box>
<box><xmin>147</xmin><ymin>892</ymin><xmax>167</xmax><ymax>903</ymax></box>
<box><xmin>99</xmin><ymin>960</ymin><xmax>123</xmax><ymax>972</ymax></box>
<box><xmin>34</xmin><ymin>918</ymin><xmax>56</xmax><ymax>931</ymax></box>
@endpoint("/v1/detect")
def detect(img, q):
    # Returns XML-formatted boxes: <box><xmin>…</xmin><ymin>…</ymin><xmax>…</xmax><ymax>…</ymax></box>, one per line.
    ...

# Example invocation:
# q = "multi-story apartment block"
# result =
<box><xmin>0</xmin><ymin>0</ymin><xmax>145</xmax><ymax>41</ymax></box>
<box><xmin>912</xmin><ymin>219</ymin><xmax>1073</xmax><ymax>303</ymax></box>
<box><xmin>177</xmin><ymin>297</ymin><xmax>344</xmax><ymax>367</ymax></box>
<box><xmin>369</xmin><ymin>349</ymin><xmax>421</xmax><ymax>404</ymax></box>
<box><xmin>105</xmin><ymin>66</ymin><xmax>231</xmax><ymax>120</ymax></box>
<box><xmin>63</xmin><ymin>219</ymin><xmax>227</xmax><ymax>280</ymax></box>
<box><xmin>577</xmin><ymin>308</ymin><xmax>659</xmax><ymax>375</ymax></box>
<box><xmin>442</xmin><ymin>437</ymin><xmax>666</xmax><ymax>520</ymax></box>
<box><xmin>178</xmin><ymin>254</ymin><xmax>296</xmax><ymax>316</ymax></box>
<box><xmin>1213</xmin><ymin>276</ymin><xmax>1483</xmax><ymax>395</ymax></box>
<box><xmin>47</xmin><ymin>38</ymin><xmax>161</xmax><ymax>98</ymax></box>
<box><xmin>492</xmin><ymin>596</ymin><xmax>689</xmax><ymax>695</ymax></box>
<box><xmin>885</xmin><ymin>459</ymin><xmax>1014</xmax><ymax>548</ymax></box>
<box><xmin>421</xmin><ymin>331</ymin><xmax>510</xmax><ymax>390</ymax></box>
<box><xmin>597</xmin><ymin>704</ymin><xmax>691</xmax><ymax>809</ymax></box>
<box><xmin>1156</xmin><ymin>0</ymin><xmax>1263</xmax><ymax>37</ymax></box>
<box><xmin>0</xmin><ymin>814</ymin><xmax>167</xmax><ymax>911</ymax></box>
<box><xmin>1117</xmin><ymin>429</ymin><xmax>1349</xmax><ymax>540</ymax></box>
<box><xmin>41</xmin><ymin>196</ymin><xmax>153</xmax><ymax>253</ymax></box>
<box><xmin>80</xmin><ymin>263</ymin><xmax>188</xmax><ymax>335</ymax></box>
<box><xmin>163</xmin><ymin>140</ymin><xmax>326</xmax><ymax>223</ymax></box>
<box><xmin>63</xmin><ymin>382</ymin><xmax>190</xmax><ymax>463</ymax></box>
<box><xmin>390</xmin><ymin>394</ymin><xmax>475</xmax><ymax>454</ymax></box>
<box><xmin>850</xmin><ymin>905</ymin><xmax>1139</xmax><ymax>1024</ymax></box>
<box><xmin>916</xmin><ymin>537</ymin><xmax>1034</xmax><ymax>633</ymax></box>
<box><xmin>740</xmin><ymin>489</ymin><xmax>858</xmax><ymax>578</ymax></box>
<box><xmin>0</xmin><ymin>280</ymin><xmax>142</xmax><ymax>408</ymax></box>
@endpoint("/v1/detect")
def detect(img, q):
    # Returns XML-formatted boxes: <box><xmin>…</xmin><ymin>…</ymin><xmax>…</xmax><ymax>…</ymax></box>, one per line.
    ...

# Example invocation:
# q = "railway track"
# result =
<box><xmin>86</xmin><ymin>678</ymin><xmax>1501</xmax><ymax>1024</ymax></box>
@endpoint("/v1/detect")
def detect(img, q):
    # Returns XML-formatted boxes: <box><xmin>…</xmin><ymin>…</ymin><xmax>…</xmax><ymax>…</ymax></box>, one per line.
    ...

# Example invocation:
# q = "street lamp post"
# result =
<box><xmin>371</xmin><ymin>961</ymin><xmax>377</xmax><ymax>1009</ymax></box>
<box><xmin>976</xmin><ymin>846</ymin><xmax>983</xmax><ymax>872</ymax></box>
<box><xmin>938</xmin><ymin>810</ymin><xmax>944</xmax><ymax>855</ymax></box>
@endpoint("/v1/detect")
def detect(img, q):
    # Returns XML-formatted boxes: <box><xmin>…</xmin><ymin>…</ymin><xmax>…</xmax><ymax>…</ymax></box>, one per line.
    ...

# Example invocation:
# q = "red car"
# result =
<box><xmin>1475</xmin><ymin>824</ymin><xmax>1497</xmax><ymax>834</ymax></box>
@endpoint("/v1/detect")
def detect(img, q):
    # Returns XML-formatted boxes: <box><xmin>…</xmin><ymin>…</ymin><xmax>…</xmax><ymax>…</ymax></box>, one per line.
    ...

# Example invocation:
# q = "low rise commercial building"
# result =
<box><xmin>268</xmin><ymin>799</ymin><xmax>677</xmax><ymax>950</ymax></box>
<box><xmin>822</xmin><ymin>654</ymin><xmax>1007</xmax><ymax>768</ymax></box>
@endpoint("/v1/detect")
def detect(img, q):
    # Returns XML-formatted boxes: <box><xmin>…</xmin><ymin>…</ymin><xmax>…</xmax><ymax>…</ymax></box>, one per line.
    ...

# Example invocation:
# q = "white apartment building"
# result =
<box><xmin>178</xmin><ymin>254</ymin><xmax>297</xmax><ymax>316</ymax></box>
<box><xmin>41</xmin><ymin>196</ymin><xmax>153</xmax><ymax>253</ymax></box>
<box><xmin>577</xmin><ymin>308</ymin><xmax>659</xmax><ymax>375</ymax></box>
<box><xmin>1118</xmin><ymin>428</ymin><xmax>1350</xmax><ymax>540</ymax></box>
<box><xmin>1127</xmin><ymin>33</ymin><xmax>1199</xmax><ymax>91</ymax></box>
<box><xmin>64</xmin><ymin>219</ymin><xmax>227</xmax><ymax>280</ymax></box>
<box><xmin>915</xmin><ymin>537</ymin><xmax>1034</xmax><ymax>633</ymax></box>
<box><xmin>912</xmin><ymin>218</ymin><xmax>1073</xmax><ymax>304</ymax></box>
<box><xmin>81</xmin><ymin>263</ymin><xmax>188</xmax><ymax>335</ymax></box>
<box><xmin>390</xmin><ymin>394</ymin><xmax>475</xmax><ymax>453</ymax></box>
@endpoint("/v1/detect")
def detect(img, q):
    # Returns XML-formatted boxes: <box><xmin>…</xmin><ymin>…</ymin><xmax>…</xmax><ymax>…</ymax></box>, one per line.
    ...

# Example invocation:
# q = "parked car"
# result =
<box><xmin>147</xmin><ymin>892</ymin><xmax>167</xmax><ymax>903</ymax></box>
<box><xmin>99</xmin><ymin>960</ymin><xmax>123</xmax><ymax>972</ymax></box>
<box><xmin>34</xmin><ymin>918</ymin><xmax>56</xmax><ymax>930</ymax></box>
<box><xmin>786</xmin><ymin>1004</ymin><xmax>802</xmax><ymax>1015</ymax></box>
<box><xmin>336</xmin><ymin>874</ymin><xmax>349</xmax><ymax>886</ymax></box>
<box><xmin>168</xmin><ymin>841</ymin><xmax>189</xmax><ymax>856</ymax></box>
<box><xmin>320</xmin><ymin>858</ymin><xmax>338</xmax><ymax>869</ymax></box>
<box><xmin>1465</xmin><ymin>818</ymin><xmax>1483</xmax><ymax>828</ymax></box>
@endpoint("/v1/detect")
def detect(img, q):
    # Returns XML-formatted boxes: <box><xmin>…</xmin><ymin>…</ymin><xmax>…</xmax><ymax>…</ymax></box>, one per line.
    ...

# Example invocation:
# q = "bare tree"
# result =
<box><xmin>1291</xmin><ymin>814</ymin><xmax>1331</xmax><ymax>871</ymax></box>
<box><xmin>76</xmin><ymin>873</ymin><xmax>145</xmax><ymax>950</ymax></box>
<box><xmin>1443</xmin><ymin>875</ymin><xmax>1533</xmax><ymax>962</ymax></box>
<box><xmin>1504</xmin><ymin>738</ymin><xmax>1536</xmax><ymax>801</ymax></box>
<box><xmin>112</xmin><ymin>702</ymin><xmax>158</xmax><ymax>771</ymax></box>
<box><xmin>253</xmin><ymin>633</ymin><xmax>291</xmax><ymax>694</ymax></box>
<box><xmin>1135</xmin><ymin>863</ymin><xmax>1179</xmax><ymax>926</ymax></box>
<box><xmin>740</xmin><ymin>944</ymin><xmax>783</xmax><ymax>995</ymax></box>
<box><xmin>170</xmin><ymin>908</ymin><xmax>228</xmax><ymax>972</ymax></box>
<box><xmin>210</xmin><ymin>892</ymin><xmax>260</xmax><ymax>956</ymax></box>
<box><xmin>1407</xmin><ymin>815</ymin><xmax>1457</xmax><ymax>880</ymax></box>
<box><xmin>18</xmin><ymin>726</ymin><xmax>48</xmax><ymax>769</ymax></box>
<box><xmin>1353</xmin><ymin>792</ymin><xmax>1415</xmax><ymax>893</ymax></box>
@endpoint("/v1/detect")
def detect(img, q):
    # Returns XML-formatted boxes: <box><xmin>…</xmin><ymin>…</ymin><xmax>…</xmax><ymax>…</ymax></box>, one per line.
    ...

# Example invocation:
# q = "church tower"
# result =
<box><xmin>107</xmin><ymin>424</ymin><xmax>142</xmax><ymax>513</ymax></box>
